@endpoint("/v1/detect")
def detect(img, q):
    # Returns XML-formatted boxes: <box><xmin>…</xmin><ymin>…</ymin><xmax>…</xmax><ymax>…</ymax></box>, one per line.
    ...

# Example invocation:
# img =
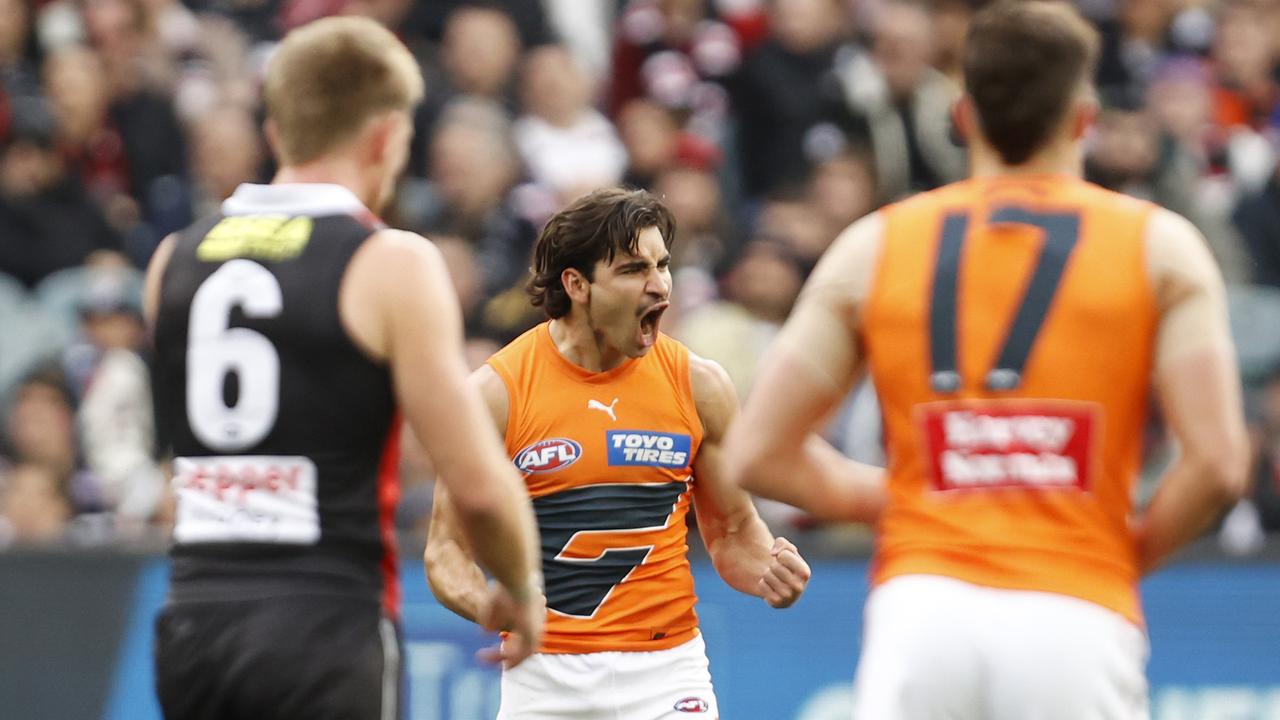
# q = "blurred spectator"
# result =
<box><xmin>69</xmin><ymin>269</ymin><xmax>163</xmax><ymax>526</ymax></box>
<box><xmin>543</xmin><ymin>0</ymin><xmax>613</xmax><ymax>87</ymax></box>
<box><xmin>181</xmin><ymin>0</ymin><xmax>278</xmax><ymax>45</ymax></box>
<box><xmin>730</xmin><ymin>0</ymin><xmax>849</xmax><ymax>200</ymax></box>
<box><xmin>1147</xmin><ymin>57</ymin><xmax>1255</xmax><ymax>282</ymax></box>
<box><xmin>1250</xmin><ymin>370</ymin><xmax>1280</xmax><ymax>531</ymax></box>
<box><xmin>1093</xmin><ymin>0</ymin><xmax>1173</xmax><ymax>102</ymax></box>
<box><xmin>1084</xmin><ymin>100</ymin><xmax>1202</xmax><ymax>222</ymax></box>
<box><xmin>608</xmin><ymin>0</ymin><xmax>746</xmax><ymax>142</ymax></box>
<box><xmin>514</xmin><ymin>44</ymin><xmax>628</xmax><ymax>198</ymax></box>
<box><xmin>433</xmin><ymin>234</ymin><xmax>486</xmax><ymax>331</ymax></box>
<box><xmin>399</xmin><ymin>98</ymin><xmax>537</xmax><ymax>300</ymax></box>
<box><xmin>0</xmin><ymin>0</ymin><xmax>42</xmax><ymax>146</ymax></box>
<box><xmin>930</xmin><ymin>0</ymin><xmax>974</xmax><ymax>85</ymax></box>
<box><xmin>655</xmin><ymin>159</ymin><xmax>735</xmax><ymax>271</ymax></box>
<box><xmin>439</xmin><ymin>5</ymin><xmax>523</xmax><ymax>104</ymax></box>
<box><xmin>43</xmin><ymin>44</ymin><xmax>190</xmax><ymax>260</ymax></box>
<box><xmin>1</xmin><ymin>367</ymin><xmax>104</xmax><ymax>526</ymax></box>
<box><xmin>1210</xmin><ymin>0</ymin><xmax>1279</xmax><ymax>136</ymax></box>
<box><xmin>808</xmin><ymin>145</ymin><xmax>877</xmax><ymax>238</ymax></box>
<box><xmin>677</xmin><ymin>239</ymin><xmax>805</xmax><ymax>398</ymax></box>
<box><xmin>618</xmin><ymin>98</ymin><xmax>682</xmax><ymax>188</ymax></box>
<box><xmin>829</xmin><ymin>0</ymin><xmax>965</xmax><ymax>202</ymax></box>
<box><xmin>0</xmin><ymin>96</ymin><xmax>123</xmax><ymax>288</ymax></box>
<box><xmin>169</xmin><ymin>15</ymin><xmax>260</xmax><ymax>124</ymax></box>
<box><xmin>1233</xmin><ymin>156</ymin><xmax>1280</xmax><ymax>287</ymax></box>
<box><xmin>753</xmin><ymin>188</ymin><xmax>831</xmax><ymax>267</ymax></box>
<box><xmin>409</xmin><ymin>4</ymin><xmax>524</xmax><ymax>176</ymax></box>
<box><xmin>1149</xmin><ymin>57</ymin><xmax>1218</xmax><ymax>165</ymax></box>
<box><xmin>0</xmin><ymin>462</ymin><xmax>72</xmax><ymax>545</ymax></box>
<box><xmin>403</xmin><ymin>0</ymin><xmax>550</xmax><ymax>49</ymax></box>
<box><xmin>188</xmin><ymin>104</ymin><xmax>263</xmax><ymax>215</ymax></box>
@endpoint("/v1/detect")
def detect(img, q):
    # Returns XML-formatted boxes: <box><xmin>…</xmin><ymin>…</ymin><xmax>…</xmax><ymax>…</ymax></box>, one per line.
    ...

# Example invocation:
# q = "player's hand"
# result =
<box><xmin>759</xmin><ymin>536</ymin><xmax>810</xmax><ymax>609</ymax></box>
<box><xmin>476</xmin><ymin>580</ymin><xmax>545</xmax><ymax>669</ymax></box>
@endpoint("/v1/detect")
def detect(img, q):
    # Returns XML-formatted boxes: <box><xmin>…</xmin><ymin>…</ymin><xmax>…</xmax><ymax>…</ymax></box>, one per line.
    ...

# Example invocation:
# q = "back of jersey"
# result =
<box><xmin>154</xmin><ymin>184</ymin><xmax>402</xmax><ymax>616</ymax></box>
<box><xmin>863</xmin><ymin>175</ymin><xmax>1158</xmax><ymax>624</ymax></box>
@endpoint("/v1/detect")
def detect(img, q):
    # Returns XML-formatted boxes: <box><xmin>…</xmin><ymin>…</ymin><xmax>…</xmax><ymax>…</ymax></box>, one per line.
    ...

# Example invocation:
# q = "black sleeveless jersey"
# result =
<box><xmin>153</xmin><ymin>184</ymin><xmax>402</xmax><ymax>616</ymax></box>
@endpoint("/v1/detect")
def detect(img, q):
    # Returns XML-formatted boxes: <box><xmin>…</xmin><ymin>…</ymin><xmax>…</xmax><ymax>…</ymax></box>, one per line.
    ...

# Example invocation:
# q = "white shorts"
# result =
<box><xmin>854</xmin><ymin>575</ymin><xmax>1150</xmax><ymax>720</ymax></box>
<box><xmin>498</xmin><ymin>634</ymin><xmax>719</xmax><ymax>719</ymax></box>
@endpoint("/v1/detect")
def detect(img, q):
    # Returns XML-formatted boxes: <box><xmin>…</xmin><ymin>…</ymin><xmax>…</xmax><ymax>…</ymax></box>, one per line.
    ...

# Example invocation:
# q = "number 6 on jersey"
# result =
<box><xmin>186</xmin><ymin>259</ymin><xmax>284</xmax><ymax>451</ymax></box>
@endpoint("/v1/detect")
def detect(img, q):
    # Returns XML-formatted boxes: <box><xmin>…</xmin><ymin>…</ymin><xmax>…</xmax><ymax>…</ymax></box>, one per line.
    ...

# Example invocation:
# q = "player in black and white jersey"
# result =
<box><xmin>145</xmin><ymin>17</ymin><xmax>543</xmax><ymax>720</ymax></box>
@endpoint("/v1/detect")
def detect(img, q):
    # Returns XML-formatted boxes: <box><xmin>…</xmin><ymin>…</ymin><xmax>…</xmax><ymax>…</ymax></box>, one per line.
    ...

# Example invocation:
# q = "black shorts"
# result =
<box><xmin>153</xmin><ymin>595</ymin><xmax>402</xmax><ymax>720</ymax></box>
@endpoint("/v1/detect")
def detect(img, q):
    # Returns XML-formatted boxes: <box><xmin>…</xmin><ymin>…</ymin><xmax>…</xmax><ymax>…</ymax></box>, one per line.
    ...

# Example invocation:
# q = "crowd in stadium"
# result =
<box><xmin>0</xmin><ymin>0</ymin><xmax>1277</xmax><ymax>549</ymax></box>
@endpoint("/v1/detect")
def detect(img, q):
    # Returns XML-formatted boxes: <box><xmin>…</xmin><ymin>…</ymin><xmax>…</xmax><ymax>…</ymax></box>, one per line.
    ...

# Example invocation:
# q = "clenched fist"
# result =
<box><xmin>759</xmin><ymin>536</ymin><xmax>811</xmax><ymax>609</ymax></box>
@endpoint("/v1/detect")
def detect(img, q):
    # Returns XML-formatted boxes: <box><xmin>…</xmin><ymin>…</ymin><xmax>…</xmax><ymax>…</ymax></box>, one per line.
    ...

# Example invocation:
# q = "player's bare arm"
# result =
<box><xmin>724</xmin><ymin>214</ymin><xmax>886</xmax><ymax>523</ymax></box>
<box><xmin>343</xmin><ymin>230</ymin><xmax>544</xmax><ymax>663</ymax></box>
<box><xmin>424</xmin><ymin>364</ymin><xmax>515</xmax><ymax>623</ymax></box>
<box><xmin>690</xmin><ymin>353</ymin><xmax>810</xmax><ymax>608</ymax></box>
<box><xmin>1135</xmin><ymin>209</ymin><xmax>1249</xmax><ymax>573</ymax></box>
<box><xmin>142</xmin><ymin>234</ymin><xmax>178</xmax><ymax>330</ymax></box>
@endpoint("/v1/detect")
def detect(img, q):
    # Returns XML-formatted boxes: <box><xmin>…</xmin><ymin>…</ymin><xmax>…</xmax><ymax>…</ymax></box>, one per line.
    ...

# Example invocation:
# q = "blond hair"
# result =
<box><xmin>264</xmin><ymin>16</ymin><xmax>424</xmax><ymax>165</ymax></box>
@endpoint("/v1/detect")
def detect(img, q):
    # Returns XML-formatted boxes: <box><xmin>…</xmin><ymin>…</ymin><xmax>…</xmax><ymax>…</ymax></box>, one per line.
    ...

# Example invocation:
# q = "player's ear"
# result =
<box><xmin>365</xmin><ymin>111</ymin><xmax>400</xmax><ymax>167</ymax></box>
<box><xmin>561</xmin><ymin>268</ymin><xmax>590</xmax><ymax>304</ymax></box>
<box><xmin>264</xmin><ymin>119</ymin><xmax>284</xmax><ymax>162</ymax></box>
<box><xmin>1071</xmin><ymin>91</ymin><xmax>1099</xmax><ymax>141</ymax></box>
<box><xmin>949</xmin><ymin>96</ymin><xmax>972</xmax><ymax>147</ymax></box>
<box><xmin>952</xmin><ymin>95</ymin><xmax>981</xmax><ymax>147</ymax></box>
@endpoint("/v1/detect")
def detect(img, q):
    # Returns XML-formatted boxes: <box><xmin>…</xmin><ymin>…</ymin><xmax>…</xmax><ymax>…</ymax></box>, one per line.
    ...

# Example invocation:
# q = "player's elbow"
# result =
<box><xmin>723</xmin><ymin>425</ymin><xmax>776</xmax><ymax>496</ymax></box>
<box><xmin>1187</xmin><ymin>434</ymin><xmax>1250</xmax><ymax>507</ymax></box>
<box><xmin>422</xmin><ymin>541</ymin><xmax>450</xmax><ymax>598</ymax></box>
<box><xmin>439</xmin><ymin>466</ymin><xmax>515</xmax><ymax>526</ymax></box>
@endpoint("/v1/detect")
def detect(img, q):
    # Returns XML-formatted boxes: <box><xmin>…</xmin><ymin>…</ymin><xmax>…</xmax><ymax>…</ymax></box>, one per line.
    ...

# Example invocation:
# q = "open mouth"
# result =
<box><xmin>638</xmin><ymin>301</ymin><xmax>669</xmax><ymax>348</ymax></box>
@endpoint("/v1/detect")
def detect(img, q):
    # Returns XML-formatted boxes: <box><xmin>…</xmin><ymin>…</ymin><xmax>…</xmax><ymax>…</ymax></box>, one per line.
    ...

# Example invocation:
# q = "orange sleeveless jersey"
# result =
<box><xmin>488</xmin><ymin>323</ymin><xmax>705</xmax><ymax>654</ymax></box>
<box><xmin>862</xmin><ymin>176</ymin><xmax>1158</xmax><ymax>625</ymax></box>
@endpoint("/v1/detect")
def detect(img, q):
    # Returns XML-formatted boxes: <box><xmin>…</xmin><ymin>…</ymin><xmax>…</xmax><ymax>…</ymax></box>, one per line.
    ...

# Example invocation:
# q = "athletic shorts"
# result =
<box><xmin>153</xmin><ymin>594</ymin><xmax>402</xmax><ymax>720</ymax></box>
<box><xmin>498</xmin><ymin>633</ymin><xmax>719</xmax><ymax>719</ymax></box>
<box><xmin>854</xmin><ymin>574</ymin><xmax>1150</xmax><ymax>720</ymax></box>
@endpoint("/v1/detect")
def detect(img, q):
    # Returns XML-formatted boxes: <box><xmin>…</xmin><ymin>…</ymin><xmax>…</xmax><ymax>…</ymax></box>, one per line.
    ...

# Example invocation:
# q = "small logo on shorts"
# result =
<box><xmin>674</xmin><ymin>697</ymin><xmax>710</xmax><ymax>713</ymax></box>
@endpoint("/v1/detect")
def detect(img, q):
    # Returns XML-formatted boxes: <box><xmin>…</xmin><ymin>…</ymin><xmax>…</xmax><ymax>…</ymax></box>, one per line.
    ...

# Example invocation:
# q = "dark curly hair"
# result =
<box><xmin>527</xmin><ymin>188</ymin><xmax>676</xmax><ymax>319</ymax></box>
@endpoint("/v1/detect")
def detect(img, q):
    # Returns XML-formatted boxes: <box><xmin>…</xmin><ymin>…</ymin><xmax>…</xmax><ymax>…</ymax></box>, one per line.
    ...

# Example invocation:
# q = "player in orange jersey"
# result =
<box><xmin>726</xmin><ymin>2</ymin><xmax>1250</xmax><ymax>718</ymax></box>
<box><xmin>424</xmin><ymin>187</ymin><xmax>811</xmax><ymax>719</ymax></box>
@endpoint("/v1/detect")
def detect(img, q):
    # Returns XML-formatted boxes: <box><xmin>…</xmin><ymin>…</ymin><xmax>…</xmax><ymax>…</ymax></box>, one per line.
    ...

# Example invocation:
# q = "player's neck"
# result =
<box><xmin>273</xmin><ymin>157</ymin><xmax>379</xmax><ymax>212</ymax></box>
<box><xmin>548</xmin><ymin>316</ymin><xmax>629</xmax><ymax>374</ymax></box>
<box><xmin>969</xmin><ymin>136</ymin><xmax>1083</xmax><ymax>181</ymax></box>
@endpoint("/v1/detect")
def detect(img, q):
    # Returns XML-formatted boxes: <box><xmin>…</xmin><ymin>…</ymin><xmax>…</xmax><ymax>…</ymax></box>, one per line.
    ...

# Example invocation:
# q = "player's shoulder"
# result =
<box><xmin>482</xmin><ymin>324</ymin><xmax>546</xmax><ymax>395</ymax></box>
<box><xmin>685</xmin><ymin>350</ymin><xmax>736</xmax><ymax>434</ymax></box>
<box><xmin>685</xmin><ymin>350</ymin><xmax>733</xmax><ymax>397</ymax></box>
<box><xmin>1142</xmin><ymin>206</ymin><xmax>1221</xmax><ymax>305</ymax></box>
<box><xmin>360</xmin><ymin>228</ymin><xmax>440</xmax><ymax>261</ymax></box>
<box><xmin>490</xmin><ymin>324</ymin><xmax>543</xmax><ymax>365</ymax></box>
<box><xmin>1074</xmin><ymin>179</ymin><xmax>1159</xmax><ymax>217</ymax></box>
<box><xmin>881</xmin><ymin>179</ymin><xmax>975</xmax><ymax>216</ymax></box>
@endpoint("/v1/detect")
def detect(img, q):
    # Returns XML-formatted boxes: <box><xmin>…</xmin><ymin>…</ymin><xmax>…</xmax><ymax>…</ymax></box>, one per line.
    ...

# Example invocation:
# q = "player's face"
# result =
<box><xmin>585</xmin><ymin>226</ymin><xmax>672</xmax><ymax>359</ymax></box>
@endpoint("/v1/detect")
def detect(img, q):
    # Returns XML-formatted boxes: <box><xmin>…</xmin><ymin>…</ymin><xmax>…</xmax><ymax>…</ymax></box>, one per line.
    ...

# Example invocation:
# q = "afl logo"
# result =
<box><xmin>673</xmin><ymin>697</ymin><xmax>710</xmax><ymax>713</ymax></box>
<box><xmin>515</xmin><ymin>438</ymin><xmax>582</xmax><ymax>474</ymax></box>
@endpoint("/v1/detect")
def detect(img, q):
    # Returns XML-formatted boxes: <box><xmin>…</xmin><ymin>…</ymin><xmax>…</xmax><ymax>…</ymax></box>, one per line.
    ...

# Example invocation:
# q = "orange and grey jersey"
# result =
<box><xmin>488</xmin><ymin>323</ymin><xmax>705</xmax><ymax>654</ymax></box>
<box><xmin>863</xmin><ymin>175</ymin><xmax>1159</xmax><ymax>625</ymax></box>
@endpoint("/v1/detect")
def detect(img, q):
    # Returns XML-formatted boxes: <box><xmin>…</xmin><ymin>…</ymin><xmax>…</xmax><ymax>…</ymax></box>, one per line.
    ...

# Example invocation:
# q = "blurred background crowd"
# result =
<box><xmin>1</xmin><ymin>0</ymin><xmax>1278</xmax><ymax>553</ymax></box>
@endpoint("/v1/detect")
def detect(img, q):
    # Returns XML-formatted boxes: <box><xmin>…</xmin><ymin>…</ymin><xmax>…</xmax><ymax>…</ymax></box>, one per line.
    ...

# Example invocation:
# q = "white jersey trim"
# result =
<box><xmin>379</xmin><ymin>617</ymin><xmax>400</xmax><ymax>720</ymax></box>
<box><xmin>221</xmin><ymin>183</ymin><xmax>370</xmax><ymax>218</ymax></box>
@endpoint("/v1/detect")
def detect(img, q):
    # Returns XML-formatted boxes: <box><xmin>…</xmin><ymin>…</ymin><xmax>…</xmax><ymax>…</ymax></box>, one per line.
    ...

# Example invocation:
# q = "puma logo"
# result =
<box><xmin>587</xmin><ymin>398</ymin><xmax>619</xmax><ymax>421</ymax></box>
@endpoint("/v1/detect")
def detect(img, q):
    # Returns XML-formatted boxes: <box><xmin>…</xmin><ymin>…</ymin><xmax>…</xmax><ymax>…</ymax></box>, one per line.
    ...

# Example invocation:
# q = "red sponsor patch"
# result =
<box><xmin>918</xmin><ymin>400</ymin><xmax>1098</xmax><ymax>492</ymax></box>
<box><xmin>673</xmin><ymin>697</ymin><xmax>710</xmax><ymax>713</ymax></box>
